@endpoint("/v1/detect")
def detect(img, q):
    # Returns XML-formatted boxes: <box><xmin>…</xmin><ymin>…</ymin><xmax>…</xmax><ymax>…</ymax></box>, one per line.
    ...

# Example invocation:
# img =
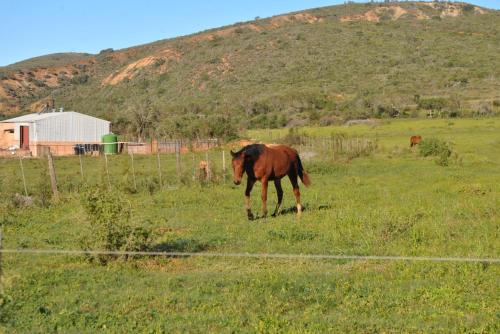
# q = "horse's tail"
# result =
<box><xmin>297</xmin><ymin>155</ymin><xmax>311</xmax><ymax>187</ymax></box>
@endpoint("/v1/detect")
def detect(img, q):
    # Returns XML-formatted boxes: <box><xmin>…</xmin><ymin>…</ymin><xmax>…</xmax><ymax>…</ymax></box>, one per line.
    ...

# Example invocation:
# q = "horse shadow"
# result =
<box><xmin>252</xmin><ymin>203</ymin><xmax>332</xmax><ymax>220</ymax></box>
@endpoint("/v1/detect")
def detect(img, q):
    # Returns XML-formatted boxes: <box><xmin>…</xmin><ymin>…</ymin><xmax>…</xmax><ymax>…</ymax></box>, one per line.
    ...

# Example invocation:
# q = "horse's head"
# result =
<box><xmin>230</xmin><ymin>150</ymin><xmax>245</xmax><ymax>185</ymax></box>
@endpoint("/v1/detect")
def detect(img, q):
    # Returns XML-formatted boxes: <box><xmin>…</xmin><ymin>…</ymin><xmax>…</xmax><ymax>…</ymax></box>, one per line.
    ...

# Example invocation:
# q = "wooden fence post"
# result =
<box><xmin>129</xmin><ymin>151</ymin><xmax>137</xmax><ymax>191</ymax></box>
<box><xmin>79</xmin><ymin>154</ymin><xmax>84</xmax><ymax>181</ymax></box>
<box><xmin>192</xmin><ymin>152</ymin><xmax>196</xmax><ymax>181</ymax></box>
<box><xmin>18</xmin><ymin>154</ymin><xmax>28</xmax><ymax>196</ymax></box>
<box><xmin>156</xmin><ymin>150</ymin><xmax>162</xmax><ymax>188</ymax></box>
<box><xmin>205</xmin><ymin>151</ymin><xmax>211</xmax><ymax>182</ymax></box>
<box><xmin>176</xmin><ymin>140</ymin><xmax>181</xmax><ymax>181</ymax></box>
<box><xmin>222</xmin><ymin>150</ymin><xmax>226</xmax><ymax>183</ymax></box>
<box><xmin>47</xmin><ymin>149</ymin><xmax>59</xmax><ymax>201</ymax></box>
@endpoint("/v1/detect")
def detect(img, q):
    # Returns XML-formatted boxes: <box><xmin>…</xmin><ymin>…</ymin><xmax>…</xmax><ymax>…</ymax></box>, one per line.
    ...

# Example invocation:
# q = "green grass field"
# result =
<box><xmin>0</xmin><ymin>118</ymin><xmax>499</xmax><ymax>333</ymax></box>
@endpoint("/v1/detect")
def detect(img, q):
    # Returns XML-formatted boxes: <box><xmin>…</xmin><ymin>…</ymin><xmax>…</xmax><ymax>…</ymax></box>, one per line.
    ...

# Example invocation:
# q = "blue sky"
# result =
<box><xmin>1</xmin><ymin>0</ymin><xmax>498</xmax><ymax>66</ymax></box>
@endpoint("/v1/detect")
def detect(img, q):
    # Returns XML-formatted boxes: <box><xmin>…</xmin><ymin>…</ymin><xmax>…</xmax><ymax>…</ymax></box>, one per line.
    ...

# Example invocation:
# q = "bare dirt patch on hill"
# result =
<box><xmin>102</xmin><ymin>49</ymin><xmax>182</xmax><ymax>86</ymax></box>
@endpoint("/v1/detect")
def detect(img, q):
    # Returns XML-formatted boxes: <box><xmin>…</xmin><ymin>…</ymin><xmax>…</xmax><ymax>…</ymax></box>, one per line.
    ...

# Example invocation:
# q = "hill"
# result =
<box><xmin>0</xmin><ymin>2</ymin><xmax>499</xmax><ymax>138</ymax></box>
<box><xmin>0</xmin><ymin>52</ymin><xmax>92</xmax><ymax>72</ymax></box>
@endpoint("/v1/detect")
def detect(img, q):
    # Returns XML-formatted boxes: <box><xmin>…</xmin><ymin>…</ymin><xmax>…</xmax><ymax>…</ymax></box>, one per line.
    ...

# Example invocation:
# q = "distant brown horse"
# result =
<box><xmin>230</xmin><ymin>144</ymin><xmax>311</xmax><ymax>220</ymax></box>
<box><xmin>410</xmin><ymin>135</ymin><xmax>422</xmax><ymax>147</ymax></box>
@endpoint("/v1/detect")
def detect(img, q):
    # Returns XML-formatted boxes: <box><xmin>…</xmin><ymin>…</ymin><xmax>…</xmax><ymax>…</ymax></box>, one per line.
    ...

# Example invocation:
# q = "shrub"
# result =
<box><xmin>70</xmin><ymin>74</ymin><xmax>89</xmax><ymax>85</ymax></box>
<box><xmin>418</xmin><ymin>97</ymin><xmax>448</xmax><ymax>110</ymax></box>
<box><xmin>81</xmin><ymin>186</ymin><xmax>152</xmax><ymax>263</ymax></box>
<box><xmin>154</xmin><ymin>58</ymin><xmax>166</xmax><ymax>67</ymax></box>
<box><xmin>99</xmin><ymin>48</ymin><xmax>114</xmax><ymax>54</ymax></box>
<box><xmin>376</xmin><ymin>104</ymin><xmax>400</xmax><ymax>118</ymax></box>
<box><xmin>462</xmin><ymin>4</ymin><xmax>475</xmax><ymax>13</ymax></box>
<box><xmin>475</xmin><ymin>103</ymin><xmax>495</xmax><ymax>117</ymax></box>
<box><xmin>418</xmin><ymin>138</ymin><xmax>452</xmax><ymax>166</ymax></box>
<box><xmin>280</xmin><ymin>127</ymin><xmax>303</xmax><ymax>146</ymax></box>
<box><xmin>34</xmin><ymin>162</ymin><xmax>52</xmax><ymax>207</ymax></box>
<box><xmin>143</xmin><ymin>176</ymin><xmax>161</xmax><ymax>195</ymax></box>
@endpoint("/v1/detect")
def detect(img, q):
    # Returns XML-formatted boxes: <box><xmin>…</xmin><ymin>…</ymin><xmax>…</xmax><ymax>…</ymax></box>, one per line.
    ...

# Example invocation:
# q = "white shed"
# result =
<box><xmin>0</xmin><ymin>110</ymin><xmax>110</xmax><ymax>156</ymax></box>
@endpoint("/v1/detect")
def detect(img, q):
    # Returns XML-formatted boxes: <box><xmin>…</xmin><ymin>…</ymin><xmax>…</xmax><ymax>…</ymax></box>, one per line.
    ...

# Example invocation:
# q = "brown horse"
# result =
<box><xmin>410</xmin><ymin>135</ymin><xmax>422</xmax><ymax>147</ymax></box>
<box><xmin>230</xmin><ymin>144</ymin><xmax>311</xmax><ymax>220</ymax></box>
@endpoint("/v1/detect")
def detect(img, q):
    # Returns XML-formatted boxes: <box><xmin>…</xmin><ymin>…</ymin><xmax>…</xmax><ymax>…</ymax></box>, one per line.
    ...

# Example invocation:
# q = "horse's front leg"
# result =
<box><xmin>261</xmin><ymin>177</ymin><xmax>268</xmax><ymax>218</ymax></box>
<box><xmin>272</xmin><ymin>179</ymin><xmax>283</xmax><ymax>216</ymax></box>
<box><xmin>245</xmin><ymin>178</ymin><xmax>256</xmax><ymax>220</ymax></box>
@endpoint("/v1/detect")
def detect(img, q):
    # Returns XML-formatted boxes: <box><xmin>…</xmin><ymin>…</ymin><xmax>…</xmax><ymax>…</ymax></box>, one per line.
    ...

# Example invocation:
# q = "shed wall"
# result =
<box><xmin>34</xmin><ymin>113</ymin><xmax>110</xmax><ymax>142</ymax></box>
<box><xmin>0</xmin><ymin>123</ymin><xmax>16</xmax><ymax>148</ymax></box>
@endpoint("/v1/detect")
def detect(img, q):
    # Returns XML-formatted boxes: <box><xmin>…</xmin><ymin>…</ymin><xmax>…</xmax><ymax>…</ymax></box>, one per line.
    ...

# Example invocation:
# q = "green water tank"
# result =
<box><xmin>102</xmin><ymin>133</ymin><xmax>118</xmax><ymax>154</ymax></box>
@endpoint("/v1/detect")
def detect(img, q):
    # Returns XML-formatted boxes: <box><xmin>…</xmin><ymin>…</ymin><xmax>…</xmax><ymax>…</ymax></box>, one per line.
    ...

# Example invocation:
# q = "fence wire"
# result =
<box><xmin>1</xmin><ymin>248</ymin><xmax>498</xmax><ymax>263</ymax></box>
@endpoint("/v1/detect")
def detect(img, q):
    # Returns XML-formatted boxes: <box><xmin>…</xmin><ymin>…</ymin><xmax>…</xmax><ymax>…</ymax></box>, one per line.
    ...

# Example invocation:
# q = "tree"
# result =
<box><xmin>127</xmin><ymin>99</ymin><xmax>160</xmax><ymax>142</ymax></box>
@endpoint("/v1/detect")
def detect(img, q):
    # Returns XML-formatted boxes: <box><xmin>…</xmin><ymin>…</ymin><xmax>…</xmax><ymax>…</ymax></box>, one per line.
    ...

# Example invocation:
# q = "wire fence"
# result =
<box><xmin>0</xmin><ymin>138</ymin><xmax>219</xmax><ymax>157</ymax></box>
<box><xmin>0</xmin><ymin>139</ymin><xmax>229</xmax><ymax>199</ymax></box>
<box><xmin>1</xmin><ymin>240</ymin><xmax>497</xmax><ymax>293</ymax></box>
<box><xmin>0</xmin><ymin>247</ymin><xmax>499</xmax><ymax>264</ymax></box>
<box><xmin>1</xmin><ymin>134</ymin><xmax>379</xmax><ymax>199</ymax></box>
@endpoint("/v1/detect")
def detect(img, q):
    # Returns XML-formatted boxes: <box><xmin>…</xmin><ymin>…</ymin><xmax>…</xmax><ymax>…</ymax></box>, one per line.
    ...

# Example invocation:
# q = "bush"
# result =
<box><xmin>81</xmin><ymin>186</ymin><xmax>152</xmax><ymax>264</ymax></box>
<box><xmin>418</xmin><ymin>138</ymin><xmax>452</xmax><ymax>166</ymax></box>
<box><xmin>418</xmin><ymin>97</ymin><xmax>448</xmax><ymax>111</ymax></box>
<box><xmin>34</xmin><ymin>162</ymin><xmax>52</xmax><ymax>207</ymax></box>
<box><xmin>462</xmin><ymin>4</ymin><xmax>475</xmax><ymax>13</ymax></box>
<box><xmin>99</xmin><ymin>48</ymin><xmax>114</xmax><ymax>54</ymax></box>
<box><xmin>70</xmin><ymin>74</ymin><xmax>89</xmax><ymax>85</ymax></box>
<box><xmin>154</xmin><ymin>58</ymin><xmax>166</xmax><ymax>67</ymax></box>
<box><xmin>280</xmin><ymin>127</ymin><xmax>303</xmax><ymax>146</ymax></box>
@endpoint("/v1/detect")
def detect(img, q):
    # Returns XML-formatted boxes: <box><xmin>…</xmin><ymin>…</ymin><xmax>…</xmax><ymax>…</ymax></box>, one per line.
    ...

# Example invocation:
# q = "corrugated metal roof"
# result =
<box><xmin>0</xmin><ymin>111</ymin><xmax>109</xmax><ymax>123</ymax></box>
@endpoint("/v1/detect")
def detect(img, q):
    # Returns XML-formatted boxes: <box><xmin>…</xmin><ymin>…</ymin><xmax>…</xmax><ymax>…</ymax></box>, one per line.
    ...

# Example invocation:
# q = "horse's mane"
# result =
<box><xmin>235</xmin><ymin>144</ymin><xmax>264</xmax><ymax>160</ymax></box>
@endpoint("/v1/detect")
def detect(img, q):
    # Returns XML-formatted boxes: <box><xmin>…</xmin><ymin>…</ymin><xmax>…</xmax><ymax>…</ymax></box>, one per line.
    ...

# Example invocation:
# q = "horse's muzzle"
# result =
<box><xmin>233</xmin><ymin>180</ymin><xmax>241</xmax><ymax>185</ymax></box>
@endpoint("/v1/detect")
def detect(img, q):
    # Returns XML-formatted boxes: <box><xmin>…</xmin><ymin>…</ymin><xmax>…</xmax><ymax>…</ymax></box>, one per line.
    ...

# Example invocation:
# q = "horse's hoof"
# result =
<box><xmin>247</xmin><ymin>212</ymin><xmax>255</xmax><ymax>220</ymax></box>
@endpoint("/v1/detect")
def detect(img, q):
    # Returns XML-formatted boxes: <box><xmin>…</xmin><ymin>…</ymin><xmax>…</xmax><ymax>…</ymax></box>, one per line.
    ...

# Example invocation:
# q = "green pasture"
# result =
<box><xmin>0</xmin><ymin>118</ymin><xmax>499</xmax><ymax>333</ymax></box>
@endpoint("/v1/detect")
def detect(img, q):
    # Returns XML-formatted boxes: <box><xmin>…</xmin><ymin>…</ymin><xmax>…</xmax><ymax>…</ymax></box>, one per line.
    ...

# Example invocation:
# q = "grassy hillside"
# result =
<box><xmin>0</xmin><ymin>118</ymin><xmax>499</xmax><ymax>332</ymax></box>
<box><xmin>0</xmin><ymin>53</ymin><xmax>92</xmax><ymax>72</ymax></box>
<box><xmin>0</xmin><ymin>2</ymin><xmax>499</xmax><ymax>138</ymax></box>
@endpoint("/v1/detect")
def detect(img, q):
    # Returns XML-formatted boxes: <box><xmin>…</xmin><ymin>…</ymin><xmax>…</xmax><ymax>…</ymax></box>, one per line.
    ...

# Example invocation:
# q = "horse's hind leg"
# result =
<box><xmin>245</xmin><ymin>178</ymin><xmax>256</xmax><ymax>220</ymax></box>
<box><xmin>288</xmin><ymin>172</ymin><xmax>302</xmax><ymax>216</ymax></box>
<box><xmin>261</xmin><ymin>177</ymin><xmax>268</xmax><ymax>218</ymax></box>
<box><xmin>272</xmin><ymin>179</ymin><xmax>283</xmax><ymax>216</ymax></box>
